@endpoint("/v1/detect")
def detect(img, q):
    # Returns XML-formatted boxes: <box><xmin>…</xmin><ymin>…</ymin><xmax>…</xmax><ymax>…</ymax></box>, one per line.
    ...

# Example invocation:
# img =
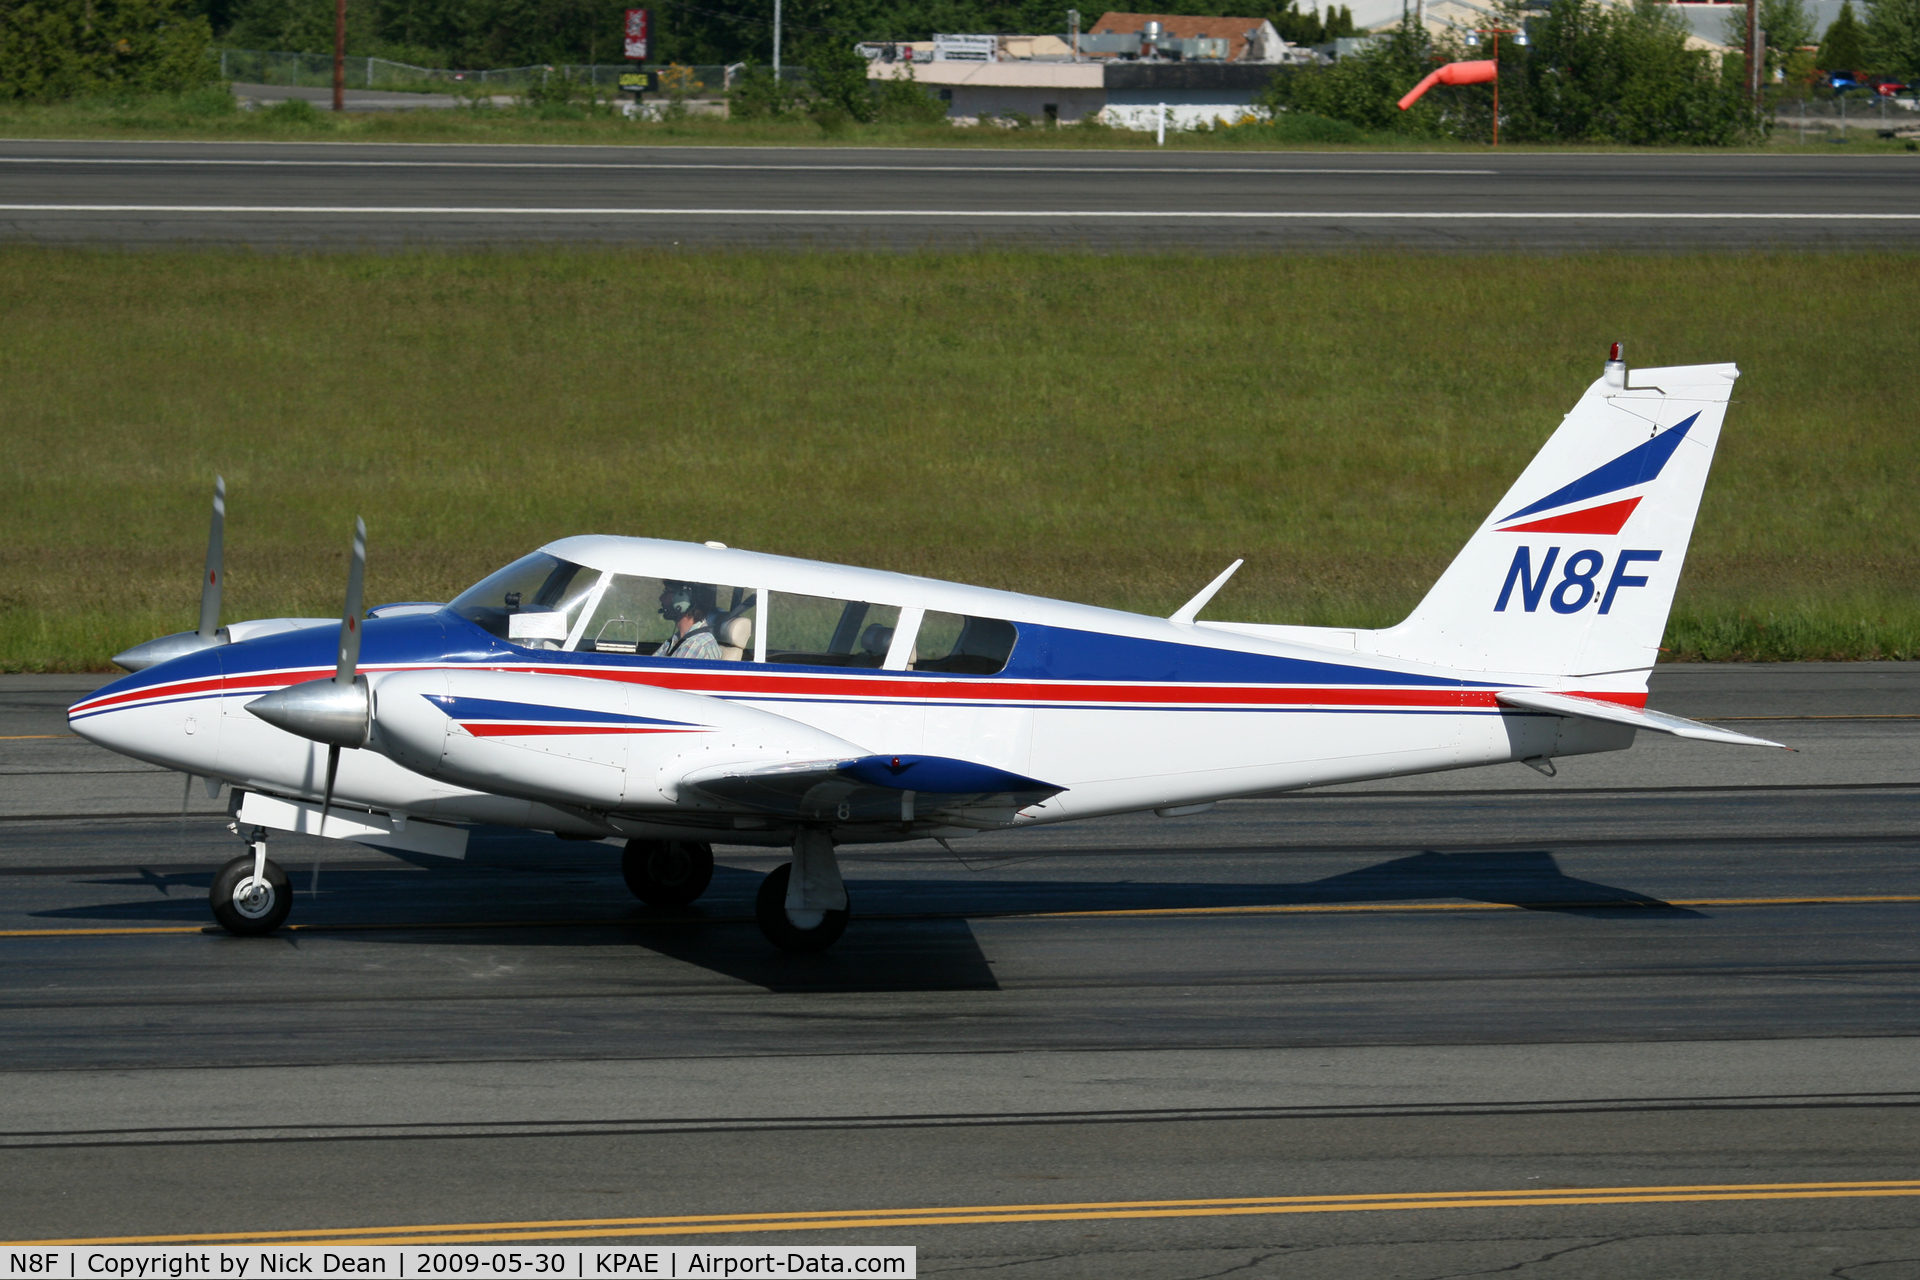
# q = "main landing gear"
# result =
<box><xmin>621</xmin><ymin>839</ymin><xmax>715</xmax><ymax>907</ymax></box>
<box><xmin>210</xmin><ymin>825</ymin><xmax>291</xmax><ymax>935</ymax></box>
<box><xmin>755</xmin><ymin>829</ymin><xmax>849</xmax><ymax>953</ymax></box>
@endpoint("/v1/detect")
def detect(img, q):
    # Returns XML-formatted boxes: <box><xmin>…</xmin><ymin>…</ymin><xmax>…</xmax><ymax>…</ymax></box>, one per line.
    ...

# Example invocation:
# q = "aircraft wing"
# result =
<box><xmin>682</xmin><ymin>754</ymin><xmax>1065</xmax><ymax>827</ymax></box>
<box><xmin>1496</xmin><ymin>689</ymin><xmax>1789</xmax><ymax>750</ymax></box>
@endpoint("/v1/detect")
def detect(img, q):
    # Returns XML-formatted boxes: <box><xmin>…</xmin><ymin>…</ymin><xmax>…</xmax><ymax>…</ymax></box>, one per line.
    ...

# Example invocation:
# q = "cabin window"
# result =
<box><xmin>449</xmin><ymin>553</ymin><xmax>599</xmax><ymax>646</ymax></box>
<box><xmin>766</xmin><ymin>592</ymin><xmax>902</xmax><ymax>667</ymax></box>
<box><xmin>912</xmin><ymin>611</ymin><xmax>1017</xmax><ymax>675</ymax></box>
<box><xmin>572</xmin><ymin>576</ymin><xmax>756</xmax><ymax>659</ymax></box>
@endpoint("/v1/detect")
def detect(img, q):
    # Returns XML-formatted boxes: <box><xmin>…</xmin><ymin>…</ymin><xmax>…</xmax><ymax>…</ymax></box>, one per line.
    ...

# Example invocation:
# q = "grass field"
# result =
<box><xmin>1</xmin><ymin>247</ymin><xmax>1914</xmax><ymax>671</ymax></box>
<box><xmin>4</xmin><ymin>90</ymin><xmax>1917</xmax><ymax>152</ymax></box>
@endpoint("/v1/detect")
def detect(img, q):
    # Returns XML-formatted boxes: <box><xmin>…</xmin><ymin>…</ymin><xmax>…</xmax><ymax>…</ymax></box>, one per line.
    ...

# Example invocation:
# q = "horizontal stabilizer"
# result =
<box><xmin>1496</xmin><ymin>689</ymin><xmax>1789</xmax><ymax>750</ymax></box>
<box><xmin>685</xmin><ymin>753</ymin><xmax>1064</xmax><ymax>825</ymax></box>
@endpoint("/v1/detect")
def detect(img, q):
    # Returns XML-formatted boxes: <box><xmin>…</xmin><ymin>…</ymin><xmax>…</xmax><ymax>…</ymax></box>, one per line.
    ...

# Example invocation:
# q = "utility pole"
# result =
<box><xmin>1747</xmin><ymin>0</ymin><xmax>1765</xmax><ymax>105</ymax></box>
<box><xmin>773</xmin><ymin>0</ymin><xmax>782</xmax><ymax>75</ymax></box>
<box><xmin>1472</xmin><ymin>27</ymin><xmax>1518</xmax><ymax>146</ymax></box>
<box><xmin>332</xmin><ymin>0</ymin><xmax>345</xmax><ymax>110</ymax></box>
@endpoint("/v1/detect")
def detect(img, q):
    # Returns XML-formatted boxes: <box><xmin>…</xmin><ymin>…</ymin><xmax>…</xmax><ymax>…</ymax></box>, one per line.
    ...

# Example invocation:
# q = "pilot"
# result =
<box><xmin>655</xmin><ymin>581</ymin><xmax>723</xmax><ymax>661</ymax></box>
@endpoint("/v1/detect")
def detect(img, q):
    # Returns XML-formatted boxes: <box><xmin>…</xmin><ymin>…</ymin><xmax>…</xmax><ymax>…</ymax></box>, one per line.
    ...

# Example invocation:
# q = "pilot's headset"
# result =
<box><xmin>659</xmin><ymin>581</ymin><xmax>716</xmax><ymax>622</ymax></box>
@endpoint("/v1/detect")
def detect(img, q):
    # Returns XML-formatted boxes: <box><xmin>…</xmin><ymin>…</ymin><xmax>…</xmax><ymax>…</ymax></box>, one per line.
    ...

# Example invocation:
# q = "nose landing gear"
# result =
<box><xmin>210</xmin><ymin>826</ymin><xmax>291</xmax><ymax>935</ymax></box>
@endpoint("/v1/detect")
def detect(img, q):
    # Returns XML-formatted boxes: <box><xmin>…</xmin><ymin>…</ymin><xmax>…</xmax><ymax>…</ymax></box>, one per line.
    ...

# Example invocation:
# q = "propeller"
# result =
<box><xmin>198</xmin><ymin>475</ymin><xmax>225</xmax><ymax>642</ymax></box>
<box><xmin>317</xmin><ymin>517</ymin><xmax>367</xmax><ymax>839</ymax></box>
<box><xmin>113</xmin><ymin>475</ymin><xmax>229</xmax><ymax>671</ymax></box>
<box><xmin>245</xmin><ymin>516</ymin><xmax>373</xmax><ymax>839</ymax></box>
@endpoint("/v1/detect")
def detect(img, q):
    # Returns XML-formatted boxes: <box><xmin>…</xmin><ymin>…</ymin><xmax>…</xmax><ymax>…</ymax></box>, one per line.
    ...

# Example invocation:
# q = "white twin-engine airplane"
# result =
<box><xmin>72</xmin><ymin>348</ymin><xmax>1786</xmax><ymax>951</ymax></box>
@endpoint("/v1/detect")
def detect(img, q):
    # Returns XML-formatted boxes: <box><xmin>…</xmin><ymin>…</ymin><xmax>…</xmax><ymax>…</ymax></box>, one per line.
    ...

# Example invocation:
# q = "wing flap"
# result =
<box><xmin>1496</xmin><ymin>689</ymin><xmax>1789</xmax><ymax>750</ymax></box>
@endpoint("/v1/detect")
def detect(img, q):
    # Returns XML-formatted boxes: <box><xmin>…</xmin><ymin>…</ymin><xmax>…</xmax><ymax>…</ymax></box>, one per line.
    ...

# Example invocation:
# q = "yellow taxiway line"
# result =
<box><xmin>15</xmin><ymin>1180</ymin><xmax>1920</xmax><ymax>1246</ymax></box>
<box><xmin>6</xmin><ymin>895</ymin><xmax>1920</xmax><ymax>939</ymax></box>
<box><xmin>1032</xmin><ymin>894</ymin><xmax>1920</xmax><ymax>919</ymax></box>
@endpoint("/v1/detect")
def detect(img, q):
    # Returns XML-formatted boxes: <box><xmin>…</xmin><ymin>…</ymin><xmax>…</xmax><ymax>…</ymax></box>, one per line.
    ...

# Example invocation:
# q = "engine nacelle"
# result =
<box><xmin>368</xmin><ymin>668</ymin><xmax>866</xmax><ymax>811</ymax></box>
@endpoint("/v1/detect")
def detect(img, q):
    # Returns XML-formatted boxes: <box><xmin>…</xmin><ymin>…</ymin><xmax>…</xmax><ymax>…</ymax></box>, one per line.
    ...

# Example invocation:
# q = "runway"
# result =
<box><xmin>2</xmin><ymin>664</ymin><xmax>1917</xmax><ymax>1274</ymax></box>
<box><xmin>3</xmin><ymin>140</ymin><xmax>1918</xmax><ymax>250</ymax></box>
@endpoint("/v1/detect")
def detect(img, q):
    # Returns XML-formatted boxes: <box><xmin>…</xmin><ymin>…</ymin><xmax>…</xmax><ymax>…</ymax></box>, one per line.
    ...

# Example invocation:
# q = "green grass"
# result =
<box><xmin>5</xmin><ymin>88</ymin><xmax>1918</xmax><ymax>152</ymax></box>
<box><xmin>1</xmin><ymin>247</ymin><xmax>1915</xmax><ymax>670</ymax></box>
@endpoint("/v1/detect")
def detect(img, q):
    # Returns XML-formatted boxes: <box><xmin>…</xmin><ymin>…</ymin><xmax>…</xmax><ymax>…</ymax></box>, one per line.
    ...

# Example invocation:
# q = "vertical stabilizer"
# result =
<box><xmin>1372</xmin><ymin>355</ymin><xmax>1738</xmax><ymax>679</ymax></box>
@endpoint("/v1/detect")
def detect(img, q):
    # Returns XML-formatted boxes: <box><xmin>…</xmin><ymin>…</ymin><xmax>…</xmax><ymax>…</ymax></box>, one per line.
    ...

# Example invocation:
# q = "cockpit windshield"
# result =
<box><xmin>448</xmin><ymin>553</ymin><xmax>598</xmax><ymax>645</ymax></box>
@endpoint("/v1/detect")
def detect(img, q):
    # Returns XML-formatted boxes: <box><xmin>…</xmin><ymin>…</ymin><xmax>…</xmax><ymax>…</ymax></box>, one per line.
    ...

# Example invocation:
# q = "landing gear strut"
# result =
<box><xmin>755</xmin><ymin>829</ymin><xmax>849</xmax><ymax>952</ymax></box>
<box><xmin>210</xmin><ymin>825</ymin><xmax>291</xmax><ymax>935</ymax></box>
<box><xmin>621</xmin><ymin>839</ymin><xmax>714</xmax><ymax>906</ymax></box>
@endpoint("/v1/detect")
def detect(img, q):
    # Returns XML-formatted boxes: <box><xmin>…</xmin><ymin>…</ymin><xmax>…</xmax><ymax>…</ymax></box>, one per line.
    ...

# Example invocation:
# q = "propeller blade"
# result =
<box><xmin>319</xmin><ymin>744</ymin><xmax>341</xmax><ymax>839</ymax></box>
<box><xmin>335</xmin><ymin>516</ymin><xmax>366</xmax><ymax>686</ymax></box>
<box><xmin>197</xmin><ymin>476</ymin><xmax>225</xmax><ymax>642</ymax></box>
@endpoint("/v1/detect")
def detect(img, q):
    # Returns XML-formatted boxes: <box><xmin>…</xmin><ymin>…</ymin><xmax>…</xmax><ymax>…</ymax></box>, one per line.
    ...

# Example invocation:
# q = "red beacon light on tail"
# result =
<box><xmin>1604</xmin><ymin>341</ymin><xmax>1627</xmax><ymax>390</ymax></box>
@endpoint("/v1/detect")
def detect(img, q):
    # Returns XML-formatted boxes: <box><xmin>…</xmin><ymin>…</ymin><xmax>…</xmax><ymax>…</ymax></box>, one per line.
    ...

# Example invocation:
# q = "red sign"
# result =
<box><xmin>623</xmin><ymin>9</ymin><xmax>650</xmax><ymax>60</ymax></box>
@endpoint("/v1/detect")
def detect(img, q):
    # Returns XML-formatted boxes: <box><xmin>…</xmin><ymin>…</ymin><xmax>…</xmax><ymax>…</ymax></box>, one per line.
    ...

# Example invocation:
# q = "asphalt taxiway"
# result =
<box><xmin>2</xmin><ymin>140</ymin><xmax>1918</xmax><ymax>250</ymax></box>
<box><xmin>1</xmin><ymin>664</ymin><xmax>1916</xmax><ymax>1275</ymax></box>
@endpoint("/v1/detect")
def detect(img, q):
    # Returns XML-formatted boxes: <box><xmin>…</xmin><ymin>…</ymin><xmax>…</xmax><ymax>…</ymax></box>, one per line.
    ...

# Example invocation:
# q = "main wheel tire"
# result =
<box><xmin>210</xmin><ymin>852</ymin><xmax>292</xmax><ymax>936</ymax></box>
<box><xmin>754</xmin><ymin>861</ymin><xmax>850</xmax><ymax>953</ymax></box>
<box><xmin>621</xmin><ymin>839</ymin><xmax>715</xmax><ymax>907</ymax></box>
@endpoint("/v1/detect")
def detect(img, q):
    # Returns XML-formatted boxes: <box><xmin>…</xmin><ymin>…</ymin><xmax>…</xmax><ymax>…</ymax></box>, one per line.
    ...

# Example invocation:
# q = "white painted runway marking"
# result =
<box><xmin>0</xmin><ymin>158</ymin><xmax>1497</xmax><ymax>175</ymax></box>
<box><xmin>1</xmin><ymin>205</ymin><xmax>1914</xmax><ymax>218</ymax></box>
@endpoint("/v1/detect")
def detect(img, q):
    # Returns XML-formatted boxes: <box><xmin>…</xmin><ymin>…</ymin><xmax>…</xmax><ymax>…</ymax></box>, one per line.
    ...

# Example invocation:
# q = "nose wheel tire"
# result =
<box><xmin>622</xmin><ymin>839</ymin><xmax>714</xmax><ymax>907</ymax></box>
<box><xmin>755</xmin><ymin>862</ymin><xmax>850</xmax><ymax>952</ymax></box>
<box><xmin>210</xmin><ymin>853</ymin><xmax>292</xmax><ymax>935</ymax></box>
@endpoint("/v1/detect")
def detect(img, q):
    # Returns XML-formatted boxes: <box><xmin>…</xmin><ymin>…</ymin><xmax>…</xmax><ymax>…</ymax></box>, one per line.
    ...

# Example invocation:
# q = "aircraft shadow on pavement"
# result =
<box><xmin>40</xmin><ymin>856</ymin><xmax>1004</xmax><ymax>995</ymax></box>
<box><xmin>31</xmin><ymin>836</ymin><xmax>1697</xmax><ymax>991</ymax></box>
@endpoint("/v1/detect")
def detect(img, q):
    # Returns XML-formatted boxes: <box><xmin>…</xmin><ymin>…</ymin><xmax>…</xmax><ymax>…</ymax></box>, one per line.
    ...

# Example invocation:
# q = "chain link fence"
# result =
<box><xmin>1768</xmin><ymin>90</ymin><xmax>1920</xmax><ymax>136</ymax></box>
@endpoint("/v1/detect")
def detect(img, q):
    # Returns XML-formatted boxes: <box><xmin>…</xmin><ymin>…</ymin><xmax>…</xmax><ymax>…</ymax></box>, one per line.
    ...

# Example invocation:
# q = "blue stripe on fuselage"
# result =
<box><xmin>426</xmin><ymin>694</ymin><xmax>697</xmax><ymax>727</ymax></box>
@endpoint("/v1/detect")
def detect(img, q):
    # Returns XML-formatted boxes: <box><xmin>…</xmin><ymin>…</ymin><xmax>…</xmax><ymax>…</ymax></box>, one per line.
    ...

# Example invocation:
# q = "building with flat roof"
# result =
<box><xmin>1087</xmin><ymin>11</ymin><xmax>1297</xmax><ymax>61</ymax></box>
<box><xmin>868</xmin><ymin>58</ymin><xmax>1278</xmax><ymax>127</ymax></box>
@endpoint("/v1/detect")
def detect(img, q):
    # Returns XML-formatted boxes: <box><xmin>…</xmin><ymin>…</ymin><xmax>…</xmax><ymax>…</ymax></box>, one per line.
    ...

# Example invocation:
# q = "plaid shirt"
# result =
<box><xmin>658</xmin><ymin>622</ymin><xmax>722</xmax><ymax>661</ymax></box>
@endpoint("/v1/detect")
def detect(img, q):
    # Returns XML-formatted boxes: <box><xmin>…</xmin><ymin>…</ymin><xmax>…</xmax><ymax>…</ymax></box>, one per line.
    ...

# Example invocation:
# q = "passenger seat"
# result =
<box><xmin>716</xmin><ymin>614</ymin><xmax>754</xmax><ymax>661</ymax></box>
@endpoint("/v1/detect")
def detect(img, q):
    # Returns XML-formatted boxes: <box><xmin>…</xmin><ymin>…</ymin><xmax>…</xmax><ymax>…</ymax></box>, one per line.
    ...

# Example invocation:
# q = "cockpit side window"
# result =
<box><xmin>573</xmin><ymin>576</ymin><xmax>756</xmax><ymax>659</ymax></box>
<box><xmin>913</xmin><ymin>612</ymin><xmax>1017</xmax><ymax>675</ymax></box>
<box><xmin>766</xmin><ymin>593</ymin><xmax>902</xmax><ymax>668</ymax></box>
<box><xmin>448</xmin><ymin>553</ymin><xmax>597</xmax><ymax>646</ymax></box>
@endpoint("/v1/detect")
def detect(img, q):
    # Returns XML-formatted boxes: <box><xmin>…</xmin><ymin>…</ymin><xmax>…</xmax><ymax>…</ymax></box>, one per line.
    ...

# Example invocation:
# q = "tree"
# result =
<box><xmin>1266</xmin><ymin>0</ymin><xmax>1761</xmax><ymax>143</ymax></box>
<box><xmin>1816</xmin><ymin>0</ymin><xmax>1868</xmax><ymax>69</ymax></box>
<box><xmin>1500</xmin><ymin>0</ymin><xmax>1762</xmax><ymax>144</ymax></box>
<box><xmin>0</xmin><ymin>0</ymin><xmax>215</xmax><ymax>100</ymax></box>
<box><xmin>1865</xmin><ymin>0</ymin><xmax>1920</xmax><ymax>76</ymax></box>
<box><xmin>1267</xmin><ymin>1</ymin><xmax>1358</xmax><ymax>46</ymax></box>
<box><xmin>1261</xmin><ymin>12</ymin><xmax>1452</xmax><ymax>135</ymax></box>
<box><xmin>1724</xmin><ymin>0</ymin><xmax>1816</xmax><ymax>80</ymax></box>
<box><xmin>805</xmin><ymin>35</ymin><xmax>875</xmax><ymax>122</ymax></box>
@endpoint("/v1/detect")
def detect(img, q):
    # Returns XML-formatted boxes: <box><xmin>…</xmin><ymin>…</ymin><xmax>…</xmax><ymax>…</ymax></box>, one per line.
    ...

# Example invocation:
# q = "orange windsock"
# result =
<box><xmin>1396</xmin><ymin>59</ymin><xmax>1498</xmax><ymax>109</ymax></box>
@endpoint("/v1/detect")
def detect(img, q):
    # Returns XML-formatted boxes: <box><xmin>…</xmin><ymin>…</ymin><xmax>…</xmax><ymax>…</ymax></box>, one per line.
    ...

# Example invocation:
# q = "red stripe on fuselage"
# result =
<box><xmin>73</xmin><ymin>661</ymin><xmax>1652</xmax><ymax>717</ymax></box>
